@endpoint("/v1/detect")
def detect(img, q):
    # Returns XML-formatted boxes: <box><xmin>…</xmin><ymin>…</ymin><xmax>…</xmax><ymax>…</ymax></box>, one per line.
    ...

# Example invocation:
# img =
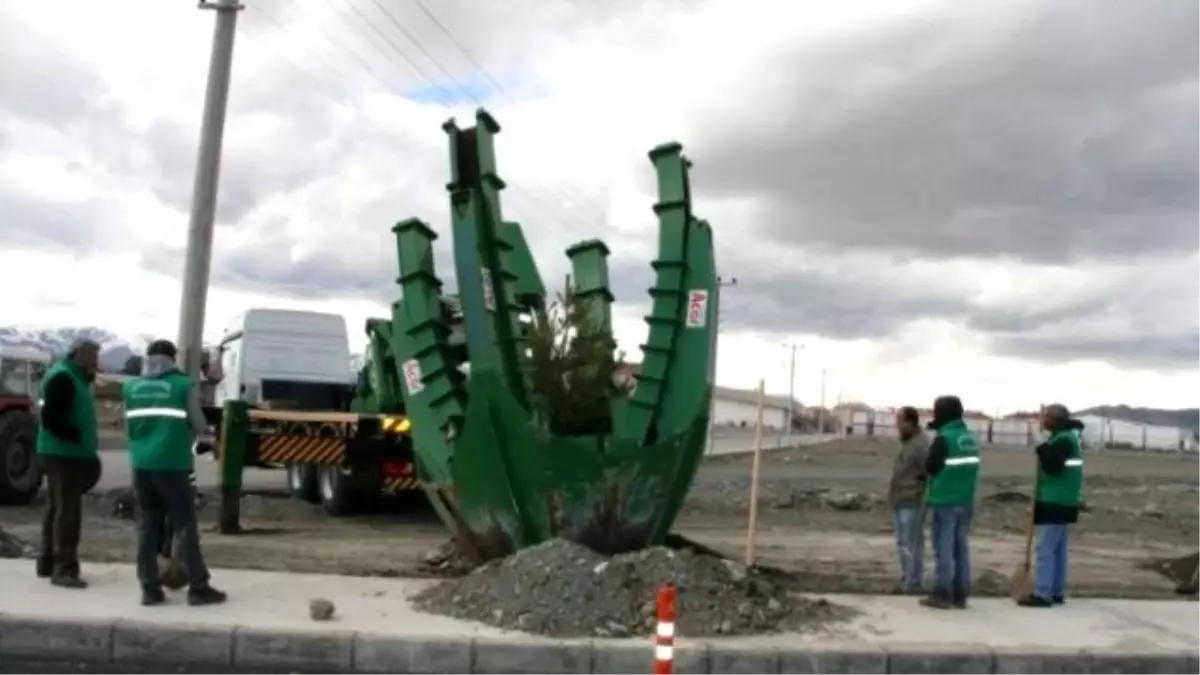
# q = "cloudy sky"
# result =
<box><xmin>2</xmin><ymin>0</ymin><xmax>1196</xmax><ymax>413</ymax></box>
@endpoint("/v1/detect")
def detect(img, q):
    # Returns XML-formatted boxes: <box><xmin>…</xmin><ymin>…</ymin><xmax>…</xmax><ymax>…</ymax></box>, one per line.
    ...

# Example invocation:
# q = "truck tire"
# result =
<box><xmin>0</xmin><ymin>409</ymin><xmax>42</xmax><ymax>506</ymax></box>
<box><xmin>317</xmin><ymin>465</ymin><xmax>357</xmax><ymax>517</ymax></box>
<box><xmin>286</xmin><ymin>463</ymin><xmax>319</xmax><ymax>504</ymax></box>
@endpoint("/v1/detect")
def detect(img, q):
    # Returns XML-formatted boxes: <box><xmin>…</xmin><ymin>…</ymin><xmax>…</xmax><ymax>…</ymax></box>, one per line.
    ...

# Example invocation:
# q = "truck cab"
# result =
<box><xmin>215</xmin><ymin>309</ymin><xmax>355</xmax><ymax>412</ymax></box>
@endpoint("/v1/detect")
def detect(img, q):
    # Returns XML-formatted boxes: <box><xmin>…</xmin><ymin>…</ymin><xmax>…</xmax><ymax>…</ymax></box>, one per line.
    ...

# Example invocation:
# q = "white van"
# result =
<box><xmin>214</xmin><ymin>309</ymin><xmax>355</xmax><ymax>411</ymax></box>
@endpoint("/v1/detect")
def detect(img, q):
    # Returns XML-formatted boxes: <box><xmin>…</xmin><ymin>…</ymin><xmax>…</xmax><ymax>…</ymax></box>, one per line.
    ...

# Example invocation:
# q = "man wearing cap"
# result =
<box><xmin>36</xmin><ymin>339</ymin><xmax>102</xmax><ymax>588</ymax></box>
<box><xmin>122</xmin><ymin>339</ymin><xmax>226</xmax><ymax>606</ymax></box>
<box><xmin>1018</xmin><ymin>403</ymin><xmax>1085</xmax><ymax>608</ymax></box>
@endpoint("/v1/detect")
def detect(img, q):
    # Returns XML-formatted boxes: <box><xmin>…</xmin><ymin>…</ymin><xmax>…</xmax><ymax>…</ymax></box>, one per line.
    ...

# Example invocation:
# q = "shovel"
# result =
<box><xmin>1009</xmin><ymin>465</ymin><xmax>1039</xmax><ymax>600</ymax></box>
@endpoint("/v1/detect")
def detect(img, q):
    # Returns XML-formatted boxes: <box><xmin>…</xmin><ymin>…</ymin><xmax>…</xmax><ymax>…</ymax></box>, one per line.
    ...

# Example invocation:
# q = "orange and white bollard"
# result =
<box><xmin>653</xmin><ymin>584</ymin><xmax>677</xmax><ymax>674</ymax></box>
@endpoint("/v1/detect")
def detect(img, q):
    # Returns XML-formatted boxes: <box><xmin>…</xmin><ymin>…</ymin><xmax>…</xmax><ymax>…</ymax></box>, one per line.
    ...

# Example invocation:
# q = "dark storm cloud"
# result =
<box><xmin>693</xmin><ymin>0</ymin><xmax>1199</xmax><ymax>263</ymax></box>
<box><xmin>605</xmin><ymin>253</ymin><xmax>973</xmax><ymax>340</ymax></box>
<box><xmin>990</xmin><ymin>333</ymin><xmax>1199</xmax><ymax>372</ymax></box>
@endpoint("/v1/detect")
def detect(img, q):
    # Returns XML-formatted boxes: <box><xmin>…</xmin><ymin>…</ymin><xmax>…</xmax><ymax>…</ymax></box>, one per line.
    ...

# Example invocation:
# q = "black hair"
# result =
<box><xmin>898</xmin><ymin>406</ymin><xmax>920</xmax><ymax>427</ymax></box>
<box><xmin>147</xmin><ymin>339</ymin><xmax>178</xmax><ymax>359</ymax></box>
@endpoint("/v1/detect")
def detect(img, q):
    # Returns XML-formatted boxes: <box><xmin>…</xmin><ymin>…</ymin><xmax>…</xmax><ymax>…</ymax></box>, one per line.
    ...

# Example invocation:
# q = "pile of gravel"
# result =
<box><xmin>412</xmin><ymin>538</ymin><xmax>856</xmax><ymax>638</ymax></box>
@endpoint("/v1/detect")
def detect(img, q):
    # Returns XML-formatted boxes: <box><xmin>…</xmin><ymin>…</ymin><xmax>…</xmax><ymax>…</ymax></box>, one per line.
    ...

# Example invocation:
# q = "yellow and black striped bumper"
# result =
<box><xmin>256</xmin><ymin>436</ymin><xmax>346</xmax><ymax>465</ymax></box>
<box><xmin>381</xmin><ymin>476</ymin><xmax>421</xmax><ymax>493</ymax></box>
<box><xmin>380</xmin><ymin>415</ymin><xmax>412</xmax><ymax>434</ymax></box>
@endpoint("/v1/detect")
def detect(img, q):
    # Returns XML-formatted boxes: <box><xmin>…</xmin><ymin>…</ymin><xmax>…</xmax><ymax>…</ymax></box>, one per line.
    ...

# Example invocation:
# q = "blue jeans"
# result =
<box><xmin>1034</xmin><ymin>523</ymin><xmax>1069</xmax><ymax>600</ymax></box>
<box><xmin>892</xmin><ymin>506</ymin><xmax>924</xmax><ymax>592</ymax></box>
<box><xmin>930</xmin><ymin>506</ymin><xmax>972</xmax><ymax>598</ymax></box>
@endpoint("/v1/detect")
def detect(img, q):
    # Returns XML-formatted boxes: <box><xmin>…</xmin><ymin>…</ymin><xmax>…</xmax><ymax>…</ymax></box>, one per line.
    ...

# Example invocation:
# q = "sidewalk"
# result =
<box><xmin>0</xmin><ymin>560</ymin><xmax>1195</xmax><ymax>673</ymax></box>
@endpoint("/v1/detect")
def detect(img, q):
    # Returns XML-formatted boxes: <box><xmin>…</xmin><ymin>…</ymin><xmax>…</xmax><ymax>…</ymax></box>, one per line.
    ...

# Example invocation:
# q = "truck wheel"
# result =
<box><xmin>286</xmin><ymin>463</ymin><xmax>319</xmax><ymax>504</ymax></box>
<box><xmin>317</xmin><ymin>466</ymin><xmax>357</xmax><ymax>517</ymax></box>
<box><xmin>0</xmin><ymin>410</ymin><xmax>42</xmax><ymax>506</ymax></box>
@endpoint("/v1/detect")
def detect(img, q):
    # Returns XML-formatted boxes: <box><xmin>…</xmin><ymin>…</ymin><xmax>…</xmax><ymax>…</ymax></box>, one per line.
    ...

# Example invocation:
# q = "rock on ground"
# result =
<box><xmin>309</xmin><ymin>597</ymin><xmax>336</xmax><ymax>621</ymax></box>
<box><xmin>412</xmin><ymin>538</ymin><xmax>857</xmax><ymax>638</ymax></box>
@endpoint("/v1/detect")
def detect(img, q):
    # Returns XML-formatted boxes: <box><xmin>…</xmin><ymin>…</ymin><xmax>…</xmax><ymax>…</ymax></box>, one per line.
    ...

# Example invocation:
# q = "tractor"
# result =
<box><xmin>0</xmin><ymin>345</ymin><xmax>50</xmax><ymax>504</ymax></box>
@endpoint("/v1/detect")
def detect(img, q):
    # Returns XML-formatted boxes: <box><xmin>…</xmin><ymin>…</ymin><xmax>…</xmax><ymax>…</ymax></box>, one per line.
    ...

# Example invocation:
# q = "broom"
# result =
<box><xmin>1009</xmin><ymin>464</ymin><xmax>1039</xmax><ymax>600</ymax></box>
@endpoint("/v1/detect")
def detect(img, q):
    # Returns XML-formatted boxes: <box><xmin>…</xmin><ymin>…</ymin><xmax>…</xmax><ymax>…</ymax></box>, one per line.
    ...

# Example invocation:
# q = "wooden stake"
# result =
<box><xmin>745</xmin><ymin>379</ymin><xmax>766</xmax><ymax>567</ymax></box>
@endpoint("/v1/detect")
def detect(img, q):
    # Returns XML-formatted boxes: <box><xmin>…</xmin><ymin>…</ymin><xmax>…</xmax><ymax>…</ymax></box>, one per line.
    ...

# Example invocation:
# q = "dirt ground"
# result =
<box><xmin>1</xmin><ymin>438</ymin><xmax>1195</xmax><ymax>599</ymax></box>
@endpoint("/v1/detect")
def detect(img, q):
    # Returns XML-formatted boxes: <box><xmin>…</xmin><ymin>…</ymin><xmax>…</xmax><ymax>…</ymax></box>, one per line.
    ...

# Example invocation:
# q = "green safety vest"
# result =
<box><xmin>1036</xmin><ymin>428</ymin><xmax>1084</xmax><ymax>506</ymax></box>
<box><xmin>122</xmin><ymin>369</ymin><xmax>196</xmax><ymax>472</ymax></box>
<box><xmin>926</xmin><ymin>420</ymin><xmax>981</xmax><ymax>507</ymax></box>
<box><xmin>36</xmin><ymin>359</ymin><xmax>99</xmax><ymax>459</ymax></box>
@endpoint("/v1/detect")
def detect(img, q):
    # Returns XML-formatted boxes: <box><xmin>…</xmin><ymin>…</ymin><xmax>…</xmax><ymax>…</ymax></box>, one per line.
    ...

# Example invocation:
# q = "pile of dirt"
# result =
<box><xmin>412</xmin><ymin>538</ymin><xmax>857</xmax><ymax>638</ymax></box>
<box><xmin>1138</xmin><ymin>552</ymin><xmax>1199</xmax><ymax>594</ymax></box>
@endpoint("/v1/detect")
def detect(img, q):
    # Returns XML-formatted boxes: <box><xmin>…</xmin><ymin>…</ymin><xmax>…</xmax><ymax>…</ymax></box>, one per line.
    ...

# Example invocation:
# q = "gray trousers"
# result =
<box><xmin>133</xmin><ymin>470</ymin><xmax>210</xmax><ymax>590</ymax></box>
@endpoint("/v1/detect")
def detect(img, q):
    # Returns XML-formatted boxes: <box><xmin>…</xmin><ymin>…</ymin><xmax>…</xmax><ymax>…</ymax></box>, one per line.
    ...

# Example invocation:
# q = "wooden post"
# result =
<box><xmin>744</xmin><ymin>379</ymin><xmax>766</xmax><ymax>567</ymax></box>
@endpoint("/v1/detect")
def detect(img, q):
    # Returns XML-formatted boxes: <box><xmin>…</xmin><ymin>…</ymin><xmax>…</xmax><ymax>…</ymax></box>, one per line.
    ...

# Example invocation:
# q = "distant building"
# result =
<box><xmin>711</xmin><ymin>386</ymin><xmax>793</xmax><ymax>430</ymax></box>
<box><xmin>611</xmin><ymin>362</ymin><xmax>794</xmax><ymax>430</ymax></box>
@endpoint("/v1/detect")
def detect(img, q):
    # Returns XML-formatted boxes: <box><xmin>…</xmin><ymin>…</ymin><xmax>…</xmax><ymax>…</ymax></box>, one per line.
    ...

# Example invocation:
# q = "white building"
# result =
<box><xmin>711</xmin><ymin>386</ymin><xmax>792</xmax><ymax>430</ymax></box>
<box><xmin>1076</xmin><ymin>414</ymin><xmax>1198</xmax><ymax>453</ymax></box>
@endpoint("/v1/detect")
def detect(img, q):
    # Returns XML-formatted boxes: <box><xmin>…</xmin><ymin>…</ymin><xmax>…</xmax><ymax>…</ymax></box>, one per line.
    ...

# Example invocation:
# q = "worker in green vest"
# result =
<box><xmin>35</xmin><ymin>339</ymin><xmax>102</xmax><ymax>589</ymax></box>
<box><xmin>920</xmin><ymin>395</ymin><xmax>980</xmax><ymax>610</ymax></box>
<box><xmin>123</xmin><ymin>339</ymin><xmax>226</xmax><ymax>607</ymax></box>
<box><xmin>1018</xmin><ymin>403</ymin><xmax>1085</xmax><ymax>608</ymax></box>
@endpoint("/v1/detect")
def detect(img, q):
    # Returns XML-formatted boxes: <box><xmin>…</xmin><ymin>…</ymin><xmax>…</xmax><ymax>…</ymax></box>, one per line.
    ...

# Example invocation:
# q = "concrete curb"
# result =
<box><xmin>0</xmin><ymin>615</ymin><xmax>1196</xmax><ymax>674</ymax></box>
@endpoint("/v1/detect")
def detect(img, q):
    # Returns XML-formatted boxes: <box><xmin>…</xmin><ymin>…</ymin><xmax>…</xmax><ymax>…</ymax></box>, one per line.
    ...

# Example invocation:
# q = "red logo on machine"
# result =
<box><xmin>685</xmin><ymin>290</ymin><xmax>708</xmax><ymax>328</ymax></box>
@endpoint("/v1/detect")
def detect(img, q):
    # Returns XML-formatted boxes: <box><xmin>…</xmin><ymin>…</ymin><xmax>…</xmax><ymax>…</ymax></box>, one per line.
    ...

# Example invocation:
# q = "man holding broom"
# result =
<box><xmin>1017</xmin><ymin>403</ymin><xmax>1085</xmax><ymax>608</ymax></box>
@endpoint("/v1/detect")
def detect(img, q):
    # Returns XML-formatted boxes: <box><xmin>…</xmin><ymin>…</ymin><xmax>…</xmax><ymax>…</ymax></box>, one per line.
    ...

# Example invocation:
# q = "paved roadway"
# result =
<box><xmin>91</xmin><ymin>430</ymin><xmax>813</xmax><ymax>493</ymax></box>
<box><xmin>94</xmin><ymin>428</ymin><xmax>1137</xmax><ymax>492</ymax></box>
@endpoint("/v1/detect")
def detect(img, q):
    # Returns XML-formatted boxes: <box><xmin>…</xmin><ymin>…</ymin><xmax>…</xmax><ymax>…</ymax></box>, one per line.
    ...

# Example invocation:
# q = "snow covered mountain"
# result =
<box><xmin>0</xmin><ymin>326</ymin><xmax>149</xmax><ymax>373</ymax></box>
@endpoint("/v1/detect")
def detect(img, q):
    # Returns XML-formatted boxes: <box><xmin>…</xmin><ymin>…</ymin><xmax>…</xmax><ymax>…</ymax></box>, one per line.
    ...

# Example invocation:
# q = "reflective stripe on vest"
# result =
<box><xmin>1064</xmin><ymin>458</ymin><xmax>1082</xmax><ymax>467</ymax></box>
<box><xmin>944</xmin><ymin>456</ymin><xmax>981</xmax><ymax>467</ymax></box>
<box><xmin>125</xmin><ymin>407</ymin><xmax>188</xmax><ymax>420</ymax></box>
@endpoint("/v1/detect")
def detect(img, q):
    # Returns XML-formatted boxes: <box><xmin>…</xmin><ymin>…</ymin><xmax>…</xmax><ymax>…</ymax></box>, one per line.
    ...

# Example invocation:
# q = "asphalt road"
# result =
<box><xmin>90</xmin><ymin>430</ymin><xmax>807</xmax><ymax>493</ymax></box>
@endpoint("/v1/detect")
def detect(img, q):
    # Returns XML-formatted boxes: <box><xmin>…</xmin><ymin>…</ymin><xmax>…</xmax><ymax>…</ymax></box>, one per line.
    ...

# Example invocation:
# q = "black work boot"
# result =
<box><xmin>35</xmin><ymin>556</ymin><xmax>53</xmax><ymax>579</ymax></box>
<box><xmin>919</xmin><ymin>591</ymin><xmax>954</xmax><ymax>610</ymax></box>
<box><xmin>141</xmin><ymin>587</ymin><xmax>167</xmax><ymax>606</ymax></box>
<box><xmin>1017</xmin><ymin>594</ymin><xmax>1054</xmax><ymax>608</ymax></box>
<box><xmin>50</xmin><ymin>575</ymin><xmax>88</xmax><ymax>589</ymax></box>
<box><xmin>1052</xmin><ymin>595</ymin><xmax>1065</xmax><ymax>605</ymax></box>
<box><xmin>952</xmin><ymin>593</ymin><xmax>969</xmax><ymax>609</ymax></box>
<box><xmin>187</xmin><ymin>584</ymin><xmax>228</xmax><ymax>606</ymax></box>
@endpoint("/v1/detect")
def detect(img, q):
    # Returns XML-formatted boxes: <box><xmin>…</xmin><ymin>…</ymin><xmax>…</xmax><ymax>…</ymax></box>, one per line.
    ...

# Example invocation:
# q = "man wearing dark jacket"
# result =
<box><xmin>123</xmin><ymin>340</ymin><xmax>226</xmax><ymax>606</ymax></box>
<box><xmin>36</xmin><ymin>339</ymin><xmax>102</xmax><ymax>588</ymax></box>
<box><xmin>1018</xmin><ymin>403</ymin><xmax>1085</xmax><ymax>608</ymax></box>
<box><xmin>889</xmin><ymin>406</ymin><xmax>928</xmax><ymax>594</ymax></box>
<box><xmin>921</xmin><ymin>395</ymin><xmax>980</xmax><ymax>609</ymax></box>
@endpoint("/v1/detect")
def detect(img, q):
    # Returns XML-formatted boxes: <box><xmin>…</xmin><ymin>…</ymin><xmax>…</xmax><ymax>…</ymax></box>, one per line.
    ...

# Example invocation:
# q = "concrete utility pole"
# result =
<box><xmin>783</xmin><ymin>342</ymin><xmax>801</xmax><ymax>448</ymax></box>
<box><xmin>704</xmin><ymin>275</ymin><xmax>738</xmax><ymax>456</ymax></box>
<box><xmin>817</xmin><ymin>368</ymin><xmax>827</xmax><ymax>436</ymax></box>
<box><xmin>176</xmin><ymin>0</ymin><xmax>243</xmax><ymax>377</ymax></box>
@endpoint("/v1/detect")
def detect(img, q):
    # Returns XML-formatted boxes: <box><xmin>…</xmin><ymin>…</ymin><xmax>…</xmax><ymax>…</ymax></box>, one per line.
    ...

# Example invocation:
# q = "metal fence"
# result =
<box><xmin>837</xmin><ymin>409</ymin><xmax>1198</xmax><ymax>453</ymax></box>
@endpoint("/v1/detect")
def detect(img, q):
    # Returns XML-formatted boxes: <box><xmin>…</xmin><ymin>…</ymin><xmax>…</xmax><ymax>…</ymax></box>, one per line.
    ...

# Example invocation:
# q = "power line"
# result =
<box><xmin>250</xmin><ymin>0</ymin><xmax>581</xmax><ymax>233</ymax></box>
<box><xmin>406</xmin><ymin>0</ymin><xmax>614</xmax><ymax>218</ymax></box>
<box><xmin>411</xmin><ymin>0</ymin><xmax>507</xmax><ymax>96</ymax></box>
<box><xmin>323</xmin><ymin>0</ymin><xmax>606</xmax><ymax>231</ymax></box>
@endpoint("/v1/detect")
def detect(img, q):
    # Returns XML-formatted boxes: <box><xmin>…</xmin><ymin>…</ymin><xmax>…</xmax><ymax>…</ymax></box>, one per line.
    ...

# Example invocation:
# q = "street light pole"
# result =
<box><xmin>783</xmin><ymin>342</ymin><xmax>801</xmax><ymax>448</ymax></box>
<box><xmin>705</xmin><ymin>275</ymin><xmax>738</xmax><ymax>456</ymax></box>
<box><xmin>176</xmin><ymin>0</ymin><xmax>244</xmax><ymax>377</ymax></box>
<box><xmin>817</xmin><ymin>367</ymin><xmax>827</xmax><ymax>436</ymax></box>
